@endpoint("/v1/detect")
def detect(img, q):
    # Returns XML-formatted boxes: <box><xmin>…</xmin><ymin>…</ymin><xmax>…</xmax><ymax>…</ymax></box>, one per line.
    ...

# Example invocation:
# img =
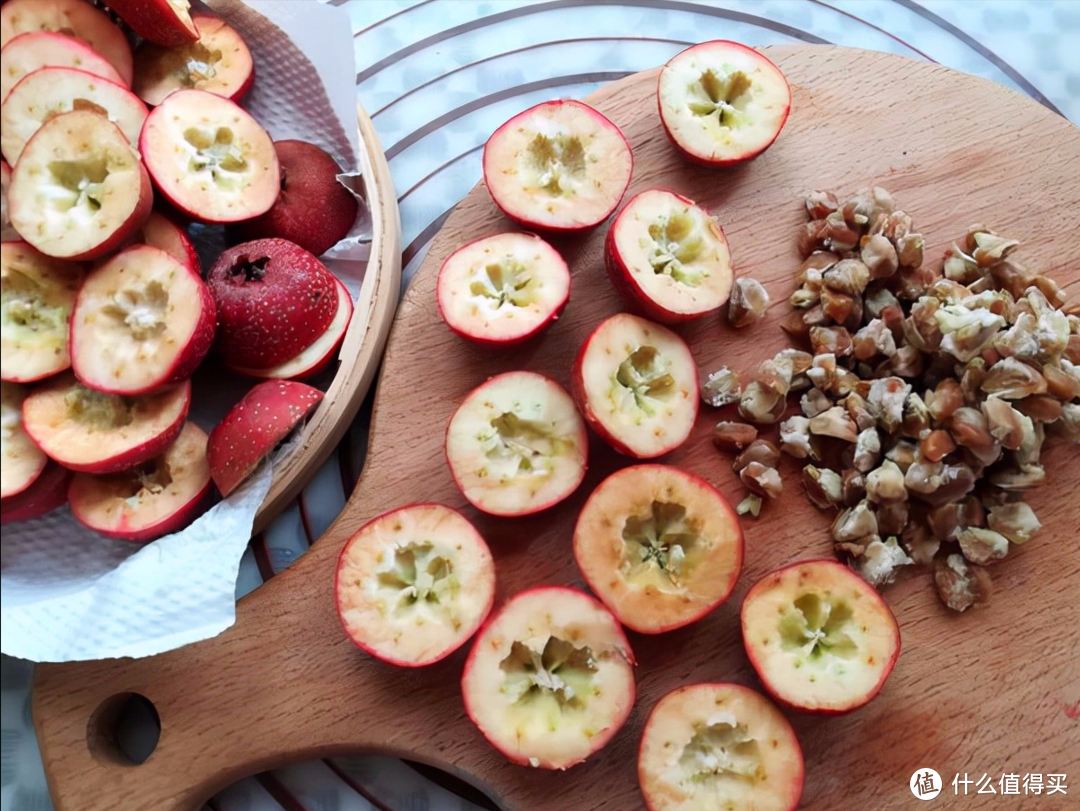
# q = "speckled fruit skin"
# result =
<box><xmin>206</xmin><ymin>380</ymin><xmax>323</xmax><ymax>496</ymax></box>
<box><xmin>0</xmin><ymin>462</ymin><xmax>71</xmax><ymax>524</ymax></box>
<box><xmin>101</xmin><ymin>0</ymin><xmax>198</xmax><ymax>47</ymax></box>
<box><xmin>207</xmin><ymin>238</ymin><xmax>340</xmax><ymax>370</ymax></box>
<box><xmin>231</xmin><ymin>140</ymin><xmax>359</xmax><ymax>257</ymax></box>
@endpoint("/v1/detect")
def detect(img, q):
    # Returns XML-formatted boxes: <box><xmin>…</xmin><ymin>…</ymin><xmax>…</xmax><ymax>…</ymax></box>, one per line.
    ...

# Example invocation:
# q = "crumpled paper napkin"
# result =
<box><xmin>1</xmin><ymin>0</ymin><xmax>365</xmax><ymax>662</ymax></box>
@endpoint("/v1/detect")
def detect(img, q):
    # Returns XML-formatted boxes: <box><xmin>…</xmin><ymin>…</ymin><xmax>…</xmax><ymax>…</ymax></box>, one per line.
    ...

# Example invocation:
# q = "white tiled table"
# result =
<box><xmin>3</xmin><ymin>2</ymin><xmax>1076</xmax><ymax>809</ymax></box>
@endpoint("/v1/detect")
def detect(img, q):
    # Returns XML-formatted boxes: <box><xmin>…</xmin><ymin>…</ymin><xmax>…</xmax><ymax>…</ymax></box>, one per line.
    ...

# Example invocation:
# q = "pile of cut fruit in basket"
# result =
<box><xmin>0</xmin><ymin>0</ymin><xmax>362</xmax><ymax>541</ymax></box>
<box><xmin>332</xmin><ymin>40</ymin><xmax>1078</xmax><ymax>809</ymax></box>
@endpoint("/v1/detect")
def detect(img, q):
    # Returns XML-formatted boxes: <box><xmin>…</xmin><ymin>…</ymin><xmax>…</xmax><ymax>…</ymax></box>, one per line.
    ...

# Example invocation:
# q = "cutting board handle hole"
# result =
<box><xmin>86</xmin><ymin>692</ymin><xmax>161</xmax><ymax>766</ymax></box>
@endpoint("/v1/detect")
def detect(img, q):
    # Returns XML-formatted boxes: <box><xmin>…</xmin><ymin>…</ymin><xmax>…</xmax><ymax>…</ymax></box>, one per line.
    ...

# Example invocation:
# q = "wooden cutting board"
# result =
<box><xmin>33</xmin><ymin>45</ymin><xmax>1080</xmax><ymax>811</ymax></box>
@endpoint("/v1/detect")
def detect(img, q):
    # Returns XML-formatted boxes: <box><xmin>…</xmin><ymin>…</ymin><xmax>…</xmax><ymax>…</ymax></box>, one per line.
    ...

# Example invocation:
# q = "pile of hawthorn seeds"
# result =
<box><xmin>702</xmin><ymin>187</ymin><xmax>1079</xmax><ymax>612</ymax></box>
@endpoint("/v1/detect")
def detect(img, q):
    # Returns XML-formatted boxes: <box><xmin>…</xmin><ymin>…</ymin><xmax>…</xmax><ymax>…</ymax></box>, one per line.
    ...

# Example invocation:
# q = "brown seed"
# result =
<box><xmin>928</xmin><ymin>378</ymin><xmax>964</xmax><ymax>424</ymax></box>
<box><xmin>713</xmin><ymin>421</ymin><xmax>758</xmax><ymax>451</ymax></box>
<box><xmin>809</xmin><ymin>326</ymin><xmax>853</xmax><ymax>358</ymax></box>
<box><xmin>920</xmin><ymin>429</ymin><xmax>956</xmax><ymax>462</ymax></box>
<box><xmin>958</xmin><ymin>527</ymin><xmax>1009</xmax><ymax>566</ymax></box>
<box><xmin>934</xmin><ymin>554</ymin><xmax>991</xmax><ymax>612</ymax></box>
<box><xmin>803</xmin><ymin>465</ymin><xmax>843</xmax><ymax>510</ymax></box>
<box><xmin>733</xmin><ymin>439</ymin><xmax>781</xmax><ymax>473</ymax></box>
<box><xmin>877</xmin><ymin>501</ymin><xmax>910</xmax><ymax>536</ymax></box>
<box><xmin>832</xmin><ymin>499</ymin><xmax>878</xmax><ymax>542</ymax></box>
<box><xmin>823</xmin><ymin>259</ymin><xmax>871</xmax><ymax>296</ymax></box>
<box><xmin>982</xmin><ymin>396</ymin><xmax>1029</xmax><ymax>449</ymax></box>
<box><xmin>987</xmin><ymin>502</ymin><xmax>1041</xmax><ymax>544</ymax></box>
<box><xmin>804</xmin><ymin>190</ymin><xmax>839</xmax><ymax>220</ymax></box>
<box><xmin>981</xmin><ymin>357</ymin><xmax>1047</xmax><ymax>399</ymax></box>
<box><xmin>1042</xmin><ymin>363</ymin><xmax>1080</xmax><ymax>401</ymax></box>
<box><xmin>809</xmin><ymin>406</ymin><xmax>859</xmax><ymax>442</ymax></box>
<box><xmin>841</xmin><ymin>468</ymin><xmax>867</xmax><ymax>506</ymax></box>
<box><xmin>798</xmin><ymin>219</ymin><xmax>829</xmax><ymax>257</ymax></box>
<box><xmin>861</xmin><ymin>234</ymin><xmax>899</xmax><ymax>279</ymax></box>
<box><xmin>740</xmin><ymin>462</ymin><xmax>783</xmax><ymax>498</ymax></box>
<box><xmin>821</xmin><ymin>287</ymin><xmax>859</xmax><ymax>327</ymax></box>
<box><xmin>1014</xmin><ymin>394</ymin><xmax>1064</xmax><ymax>423</ymax></box>
<box><xmin>728</xmin><ymin>278</ymin><xmax>771</xmax><ymax>328</ymax></box>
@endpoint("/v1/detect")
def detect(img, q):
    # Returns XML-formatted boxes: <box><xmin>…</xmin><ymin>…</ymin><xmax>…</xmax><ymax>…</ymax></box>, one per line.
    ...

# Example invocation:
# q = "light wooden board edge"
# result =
<box><xmin>250</xmin><ymin>104</ymin><xmax>402</xmax><ymax>534</ymax></box>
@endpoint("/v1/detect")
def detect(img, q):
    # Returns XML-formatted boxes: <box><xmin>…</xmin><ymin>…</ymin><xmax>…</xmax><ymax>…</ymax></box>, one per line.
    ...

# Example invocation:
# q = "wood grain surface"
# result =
<box><xmin>33</xmin><ymin>46</ymin><xmax>1080</xmax><ymax>811</ymax></box>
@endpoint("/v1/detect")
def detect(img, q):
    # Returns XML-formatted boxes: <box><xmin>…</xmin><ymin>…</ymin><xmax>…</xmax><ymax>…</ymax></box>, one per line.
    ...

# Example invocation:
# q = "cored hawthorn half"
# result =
<box><xmin>658</xmin><ymin>40</ymin><xmax>791</xmax><ymax>166</ymax></box>
<box><xmin>436</xmin><ymin>232</ymin><xmax>570</xmax><ymax>346</ymax></box>
<box><xmin>741</xmin><ymin>559</ymin><xmax>901</xmax><ymax>714</ymax></box>
<box><xmin>483</xmin><ymin>99</ymin><xmax>632</xmax><ymax>232</ymax></box>
<box><xmin>572</xmin><ymin>313</ymin><xmax>699</xmax><ymax>458</ymax></box>
<box><xmin>445</xmin><ymin>371</ymin><xmax>587</xmax><ymax>516</ymax></box>
<box><xmin>461</xmin><ymin>586</ymin><xmax>636</xmax><ymax>770</ymax></box>
<box><xmin>573</xmin><ymin>464</ymin><xmax>743</xmax><ymax>633</ymax></box>
<box><xmin>638</xmin><ymin>683</ymin><xmax>804</xmax><ymax>811</ymax></box>
<box><xmin>605</xmin><ymin>189</ymin><xmax>733</xmax><ymax>322</ymax></box>
<box><xmin>336</xmin><ymin>502</ymin><xmax>496</xmax><ymax>667</ymax></box>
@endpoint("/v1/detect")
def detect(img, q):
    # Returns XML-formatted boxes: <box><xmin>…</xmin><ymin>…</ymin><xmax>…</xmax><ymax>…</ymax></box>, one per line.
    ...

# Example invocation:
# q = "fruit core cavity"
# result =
<box><xmin>689</xmin><ymin>68</ymin><xmax>753</xmax><ymax>128</ymax></box>
<box><xmin>678</xmin><ymin>714</ymin><xmax>764</xmax><ymax>783</ymax></box>
<box><xmin>103</xmin><ymin>280</ymin><xmax>169</xmax><ymax>341</ymax></box>
<box><xmin>621</xmin><ymin>499</ymin><xmax>700</xmax><ymax>582</ymax></box>
<box><xmin>376</xmin><ymin>541</ymin><xmax>458</xmax><ymax>615</ymax></box>
<box><xmin>499</xmin><ymin>636</ymin><xmax>597</xmax><ymax>710</ymax></box>
<box><xmin>482</xmin><ymin>411</ymin><xmax>565</xmax><ymax>477</ymax></box>
<box><xmin>121</xmin><ymin>459</ymin><xmax>175</xmax><ymax>506</ymax></box>
<box><xmin>64</xmin><ymin>386</ymin><xmax>135</xmax><ymax>428</ymax></box>
<box><xmin>184</xmin><ymin>126</ymin><xmax>247</xmax><ymax>182</ymax></box>
<box><xmin>526</xmin><ymin>133</ymin><xmax>586</xmax><ymax>196</ymax></box>
<box><xmin>170</xmin><ymin>43</ymin><xmax>224</xmax><ymax>86</ymax></box>
<box><xmin>647</xmin><ymin>211</ymin><xmax>704</xmax><ymax>285</ymax></box>
<box><xmin>469</xmin><ymin>260</ymin><xmax>537</xmax><ymax>309</ymax></box>
<box><xmin>615</xmin><ymin>345</ymin><xmax>675</xmax><ymax>414</ymax></box>
<box><xmin>2</xmin><ymin>270</ymin><xmax>66</xmax><ymax>334</ymax></box>
<box><xmin>48</xmin><ymin>157</ymin><xmax>109</xmax><ymax>213</ymax></box>
<box><xmin>779</xmin><ymin>592</ymin><xmax>858</xmax><ymax>664</ymax></box>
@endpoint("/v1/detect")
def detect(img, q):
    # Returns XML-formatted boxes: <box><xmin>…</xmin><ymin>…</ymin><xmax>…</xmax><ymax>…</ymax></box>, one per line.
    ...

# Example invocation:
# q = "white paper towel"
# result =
<box><xmin>1</xmin><ymin>0</ymin><xmax>367</xmax><ymax>662</ymax></box>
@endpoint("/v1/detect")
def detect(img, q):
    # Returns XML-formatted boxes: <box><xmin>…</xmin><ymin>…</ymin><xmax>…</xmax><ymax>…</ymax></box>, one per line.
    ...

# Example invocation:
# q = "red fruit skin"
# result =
<box><xmin>569</xmin><ymin>325</ymin><xmax>700</xmax><ymax>459</ymax></box>
<box><xmin>207</xmin><ymin>380</ymin><xmax>323</xmax><ymax>496</ymax></box>
<box><xmin>166</xmin><ymin>265</ymin><xmax>217</xmax><ymax>384</ymax></box>
<box><xmin>101</xmin><ymin>0</ymin><xmax>198</xmax><ymax>47</ymax></box>
<box><xmin>207</xmin><ymin>238</ymin><xmax>340</xmax><ymax>370</ymax></box>
<box><xmin>68</xmin><ymin>476</ymin><xmax>211</xmax><ymax>543</ymax></box>
<box><xmin>334</xmin><ymin>502</ymin><xmax>496</xmax><ymax>668</ymax></box>
<box><xmin>23</xmin><ymin>378</ymin><xmax>192</xmax><ymax>474</ymax></box>
<box><xmin>657</xmin><ymin>41</ymin><xmax>791</xmax><ymax>167</ymax></box>
<box><xmin>482</xmin><ymin>100</ymin><xmax>633</xmax><ymax>234</ymax></box>
<box><xmin>461</xmin><ymin>585</ymin><xmax>637</xmax><ymax>768</ymax></box>
<box><xmin>740</xmin><ymin>558</ymin><xmax>902</xmax><ymax>715</ymax></box>
<box><xmin>231</xmin><ymin>140</ymin><xmax>358</xmax><ymax>257</ymax></box>
<box><xmin>137</xmin><ymin>211</ymin><xmax>201</xmax><ymax>274</ymax></box>
<box><xmin>637</xmin><ymin>683</ymin><xmax>805</xmax><ymax>811</ymax></box>
<box><xmin>230</xmin><ymin>280</ymin><xmax>353</xmax><ymax>381</ymax></box>
<box><xmin>0</xmin><ymin>462</ymin><xmax>72</xmax><ymax>524</ymax></box>
<box><xmin>603</xmin><ymin>190</ymin><xmax>723</xmax><ymax>324</ymax></box>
